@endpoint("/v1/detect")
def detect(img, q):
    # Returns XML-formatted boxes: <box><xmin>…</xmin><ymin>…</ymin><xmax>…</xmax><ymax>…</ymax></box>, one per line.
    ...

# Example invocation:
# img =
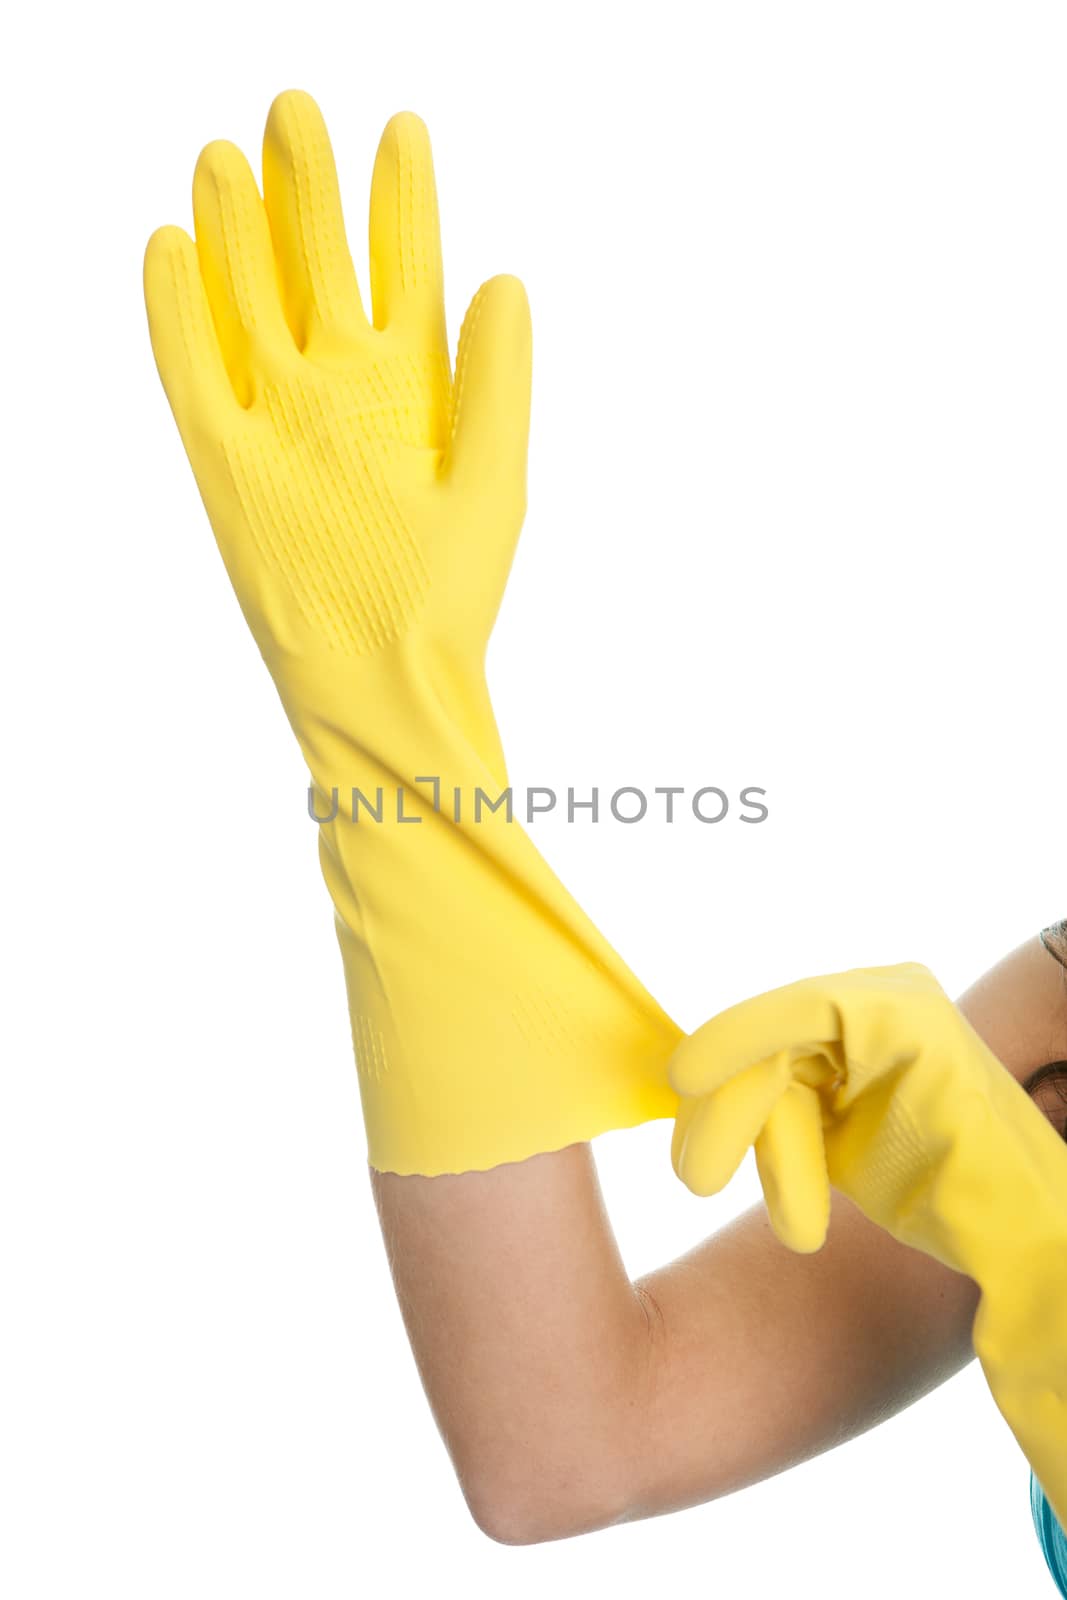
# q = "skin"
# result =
<box><xmin>371</xmin><ymin>933</ymin><xmax>1067</xmax><ymax>1545</ymax></box>
<box><xmin>146</xmin><ymin>101</ymin><xmax>1066</xmax><ymax>1546</ymax></box>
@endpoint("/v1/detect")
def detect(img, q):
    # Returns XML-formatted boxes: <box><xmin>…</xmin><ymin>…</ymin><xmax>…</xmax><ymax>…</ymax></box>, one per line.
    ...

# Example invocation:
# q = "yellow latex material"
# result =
<box><xmin>144</xmin><ymin>91</ymin><xmax>680</xmax><ymax>1173</ymax></box>
<box><xmin>670</xmin><ymin>963</ymin><xmax>1067</xmax><ymax>1530</ymax></box>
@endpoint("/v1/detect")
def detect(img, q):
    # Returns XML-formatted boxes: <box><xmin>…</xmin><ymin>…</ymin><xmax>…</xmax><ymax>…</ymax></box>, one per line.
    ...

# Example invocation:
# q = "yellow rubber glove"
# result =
<box><xmin>670</xmin><ymin>963</ymin><xmax>1067</xmax><ymax>1531</ymax></box>
<box><xmin>144</xmin><ymin>91</ymin><xmax>680</xmax><ymax>1174</ymax></box>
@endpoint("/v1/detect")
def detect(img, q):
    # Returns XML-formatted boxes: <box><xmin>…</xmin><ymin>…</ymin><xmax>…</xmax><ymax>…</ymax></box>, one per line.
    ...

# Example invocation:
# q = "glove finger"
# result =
<box><xmin>263</xmin><ymin>90</ymin><xmax>370</xmax><ymax>353</ymax></box>
<box><xmin>754</xmin><ymin>1078</ymin><xmax>831</xmax><ymax>1254</ymax></box>
<box><xmin>670</xmin><ymin>1094</ymin><xmax>700</xmax><ymax>1178</ymax></box>
<box><xmin>369</xmin><ymin>111</ymin><xmax>447</xmax><ymax>353</ymax></box>
<box><xmin>444</xmin><ymin>274</ymin><xmax>532</xmax><ymax>515</ymax></box>
<box><xmin>144</xmin><ymin>224</ymin><xmax>243</xmax><ymax>439</ymax></box>
<box><xmin>669</xmin><ymin>980</ymin><xmax>844</xmax><ymax>1099</ymax></box>
<box><xmin>672</xmin><ymin>1053</ymin><xmax>792</xmax><ymax>1198</ymax></box>
<box><xmin>193</xmin><ymin>139</ymin><xmax>296</xmax><ymax>402</ymax></box>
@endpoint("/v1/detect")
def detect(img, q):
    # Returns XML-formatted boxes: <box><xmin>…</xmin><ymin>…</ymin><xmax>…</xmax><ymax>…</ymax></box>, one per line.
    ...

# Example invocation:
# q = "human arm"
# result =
<box><xmin>371</xmin><ymin>930</ymin><xmax>1067</xmax><ymax>1543</ymax></box>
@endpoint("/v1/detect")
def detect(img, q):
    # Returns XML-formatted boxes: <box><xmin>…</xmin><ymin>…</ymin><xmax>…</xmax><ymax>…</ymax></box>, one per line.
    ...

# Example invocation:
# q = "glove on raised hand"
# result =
<box><xmin>145</xmin><ymin>91</ymin><xmax>680</xmax><ymax>1173</ymax></box>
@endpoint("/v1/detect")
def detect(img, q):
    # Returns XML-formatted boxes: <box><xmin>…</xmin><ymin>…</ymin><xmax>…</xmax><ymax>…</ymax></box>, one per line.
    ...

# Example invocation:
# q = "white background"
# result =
<box><xmin>3</xmin><ymin>2</ymin><xmax>1065</xmax><ymax>1595</ymax></box>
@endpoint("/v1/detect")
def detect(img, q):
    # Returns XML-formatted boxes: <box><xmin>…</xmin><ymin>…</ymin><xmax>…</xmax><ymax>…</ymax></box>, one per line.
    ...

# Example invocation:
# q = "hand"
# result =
<box><xmin>669</xmin><ymin>962</ymin><xmax>1054</xmax><ymax>1259</ymax></box>
<box><xmin>145</xmin><ymin>91</ymin><xmax>529</xmax><ymax>768</ymax></box>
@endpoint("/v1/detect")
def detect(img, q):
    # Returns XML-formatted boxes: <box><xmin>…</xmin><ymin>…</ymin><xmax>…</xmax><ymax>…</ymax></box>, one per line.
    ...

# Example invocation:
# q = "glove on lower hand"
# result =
<box><xmin>670</xmin><ymin>963</ymin><xmax>1067</xmax><ymax>1530</ymax></box>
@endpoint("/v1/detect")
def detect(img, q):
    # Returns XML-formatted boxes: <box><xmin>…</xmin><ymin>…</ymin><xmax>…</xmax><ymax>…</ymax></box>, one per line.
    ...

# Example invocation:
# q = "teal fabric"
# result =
<box><xmin>1032</xmin><ymin>1471</ymin><xmax>1067</xmax><ymax>1594</ymax></box>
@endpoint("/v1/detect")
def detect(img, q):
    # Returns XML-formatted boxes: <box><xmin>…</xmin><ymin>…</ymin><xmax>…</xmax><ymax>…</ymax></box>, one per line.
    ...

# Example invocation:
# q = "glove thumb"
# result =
<box><xmin>445</xmin><ymin>274</ymin><xmax>532</xmax><ymax>516</ymax></box>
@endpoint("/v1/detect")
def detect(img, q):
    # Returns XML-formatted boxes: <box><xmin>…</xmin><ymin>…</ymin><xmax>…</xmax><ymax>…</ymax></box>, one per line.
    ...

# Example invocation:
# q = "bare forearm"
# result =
<box><xmin>370</xmin><ymin>1145</ymin><xmax>653</xmax><ymax>1543</ymax></box>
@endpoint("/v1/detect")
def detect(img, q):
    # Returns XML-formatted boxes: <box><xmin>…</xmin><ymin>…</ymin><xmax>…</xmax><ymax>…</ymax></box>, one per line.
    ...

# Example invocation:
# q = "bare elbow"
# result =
<box><xmin>464</xmin><ymin>1487</ymin><xmax>549</xmax><ymax>1547</ymax></box>
<box><xmin>460</xmin><ymin>1458</ymin><xmax>636</xmax><ymax>1547</ymax></box>
<box><xmin>448</xmin><ymin>1289</ymin><xmax>660</xmax><ymax>1545</ymax></box>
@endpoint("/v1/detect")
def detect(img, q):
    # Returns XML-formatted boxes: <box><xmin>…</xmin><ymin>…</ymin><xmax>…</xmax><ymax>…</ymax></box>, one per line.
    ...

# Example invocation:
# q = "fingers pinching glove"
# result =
<box><xmin>670</xmin><ymin>963</ymin><xmax>1067</xmax><ymax>1530</ymax></box>
<box><xmin>144</xmin><ymin>91</ymin><xmax>681</xmax><ymax>1175</ymax></box>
